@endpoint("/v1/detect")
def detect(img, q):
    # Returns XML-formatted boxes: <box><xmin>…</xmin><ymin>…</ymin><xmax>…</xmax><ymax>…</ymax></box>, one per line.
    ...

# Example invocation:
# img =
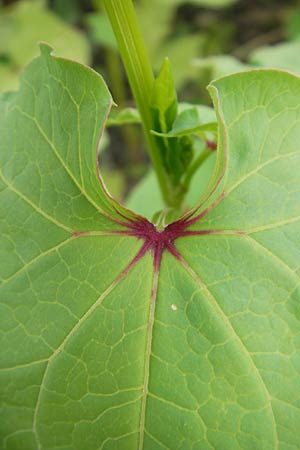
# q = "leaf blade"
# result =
<box><xmin>1</xmin><ymin>51</ymin><xmax>300</xmax><ymax>450</ymax></box>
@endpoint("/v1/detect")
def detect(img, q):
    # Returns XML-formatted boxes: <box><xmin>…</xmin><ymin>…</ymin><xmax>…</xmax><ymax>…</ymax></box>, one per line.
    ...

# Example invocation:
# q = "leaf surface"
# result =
<box><xmin>1</xmin><ymin>48</ymin><xmax>300</xmax><ymax>450</ymax></box>
<box><xmin>151</xmin><ymin>104</ymin><xmax>217</xmax><ymax>139</ymax></box>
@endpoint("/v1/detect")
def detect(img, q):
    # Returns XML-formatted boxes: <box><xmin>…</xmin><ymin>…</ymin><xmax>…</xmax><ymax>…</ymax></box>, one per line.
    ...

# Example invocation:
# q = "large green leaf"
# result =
<box><xmin>1</xmin><ymin>47</ymin><xmax>300</xmax><ymax>450</ymax></box>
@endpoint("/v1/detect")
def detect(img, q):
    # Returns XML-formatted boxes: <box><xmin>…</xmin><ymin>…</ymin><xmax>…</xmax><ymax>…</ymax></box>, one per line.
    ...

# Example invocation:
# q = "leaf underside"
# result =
<box><xmin>1</xmin><ymin>46</ymin><xmax>300</xmax><ymax>450</ymax></box>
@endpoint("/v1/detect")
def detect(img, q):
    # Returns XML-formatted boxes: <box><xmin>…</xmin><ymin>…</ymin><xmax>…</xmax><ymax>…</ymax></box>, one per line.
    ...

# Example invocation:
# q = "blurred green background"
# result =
<box><xmin>1</xmin><ymin>0</ymin><xmax>300</xmax><ymax>213</ymax></box>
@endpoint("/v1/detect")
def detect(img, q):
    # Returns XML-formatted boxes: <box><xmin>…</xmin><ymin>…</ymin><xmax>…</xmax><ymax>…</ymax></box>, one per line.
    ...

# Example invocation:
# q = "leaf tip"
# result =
<box><xmin>39</xmin><ymin>42</ymin><xmax>53</xmax><ymax>58</ymax></box>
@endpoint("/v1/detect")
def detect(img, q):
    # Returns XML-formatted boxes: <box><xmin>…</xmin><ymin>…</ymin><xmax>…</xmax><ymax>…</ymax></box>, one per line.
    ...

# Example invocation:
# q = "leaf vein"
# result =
<box><xmin>1</xmin><ymin>236</ymin><xmax>75</xmax><ymax>287</ymax></box>
<box><xmin>0</xmin><ymin>168</ymin><xmax>73</xmax><ymax>233</ymax></box>
<box><xmin>226</xmin><ymin>150</ymin><xmax>300</xmax><ymax>196</ymax></box>
<box><xmin>32</xmin><ymin>244</ymin><xmax>146</xmax><ymax>448</ymax></box>
<box><xmin>138</xmin><ymin>268</ymin><xmax>159</xmax><ymax>450</ymax></box>
<box><xmin>244</xmin><ymin>235</ymin><xmax>300</xmax><ymax>285</ymax></box>
<box><xmin>14</xmin><ymin>106</ymin><xmax>111</xmax><ymax>220</ymax></box>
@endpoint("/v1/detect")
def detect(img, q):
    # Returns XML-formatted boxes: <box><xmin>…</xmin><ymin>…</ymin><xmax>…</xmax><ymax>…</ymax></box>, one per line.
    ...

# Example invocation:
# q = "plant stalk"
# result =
<box><xmin>105</xmin><ymin>48</ymin><xmax>141</xmax><ymax>165</ymax></box>
<box><xmin>182</xmin><ymin>147</ymin><xmax>212</xmax><ymax>192</ymax></box>
<box><xmin>103</xmin><ymin>0</ymin><xmax>173</xmax><ymax>206</ymax></box>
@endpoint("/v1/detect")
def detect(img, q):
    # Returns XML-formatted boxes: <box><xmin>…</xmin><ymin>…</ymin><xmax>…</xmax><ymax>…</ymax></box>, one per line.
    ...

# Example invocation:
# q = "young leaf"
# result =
<box><xmin>152</xmin><ymin>104</ymin><xmax>217</xmax><ymax>138</ymax></box>
<box><xmin>150</xmin><ymin>59</ymin><xmax>195</xmax><ymax>191</ymax></box>
<box><xmin>1</xmin><ymin>47</ymin><xmax>300</xmax><ymax>450</ymax></box>
<box><xmin>150</xmin><ymin>58</ymin><xmax>178</xmax><ymax>133</ymax></box>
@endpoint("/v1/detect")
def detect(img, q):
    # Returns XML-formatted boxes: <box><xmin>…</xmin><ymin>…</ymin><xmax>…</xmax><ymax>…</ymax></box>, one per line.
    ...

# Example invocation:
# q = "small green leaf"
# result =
<box><xmin>150</xmin><ymin>57</ymin><xmax>178</xmax><ymax>133</ymax></box>
<box><xmin>149</xmin><ymin>59</ymin><xmax>197</xmax><ymax>188</ymax></box>
<box><xmin>152</xmin><ymin>104</ymin><xmax>217</xmax><ymax>138</ymax></box>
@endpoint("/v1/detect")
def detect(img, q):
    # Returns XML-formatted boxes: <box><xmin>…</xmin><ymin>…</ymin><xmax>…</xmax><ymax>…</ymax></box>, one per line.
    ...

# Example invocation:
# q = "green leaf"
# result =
<box><xmin>126</xmin><ymin>147</ymin><xmax>216</xmax><ymax>221</ymax></box>
<box><xmin>152</xmin><ymin>104</ymin><xmax>217</xmax><ymax>138</ymax></box>
<box><xmin>149</xmin><ymin>59</ymin><xmax>196</xmax><ymax>189</ymax></box>
<box><xmin>107</xmin><ymin>103</ymin><xmax>216</xmax><ymax>134</ymax></box>
<box><xmin>150</xmin><ymin>58</ymin><xmax>178</xmax><ymax>134</ymax></box>
<box><xmin>1</xmin><ymin>48</ymin><xmax>300</xmax><ymax>450</ymax></box>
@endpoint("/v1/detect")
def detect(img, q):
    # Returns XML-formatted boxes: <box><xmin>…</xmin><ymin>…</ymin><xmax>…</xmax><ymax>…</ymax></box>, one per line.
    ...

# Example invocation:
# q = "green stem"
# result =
<box><xmin>105</xmin><ymin>49</ymin><xmax>126</xmax><ymax>109</ymax></box>
<box><xmin>103</xmin><ymin>0</ymin><xmax>172</xmax><ymax>206</ymax></box>
<box><xmin>182</xmin><ymin>147</ymin><xmax>212</xmax><ymax>191</ymax></box>
<box><xmin>105</xmin><ymin>48</ymin><xmax>141</xmax><ymax>164</ymax></box>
